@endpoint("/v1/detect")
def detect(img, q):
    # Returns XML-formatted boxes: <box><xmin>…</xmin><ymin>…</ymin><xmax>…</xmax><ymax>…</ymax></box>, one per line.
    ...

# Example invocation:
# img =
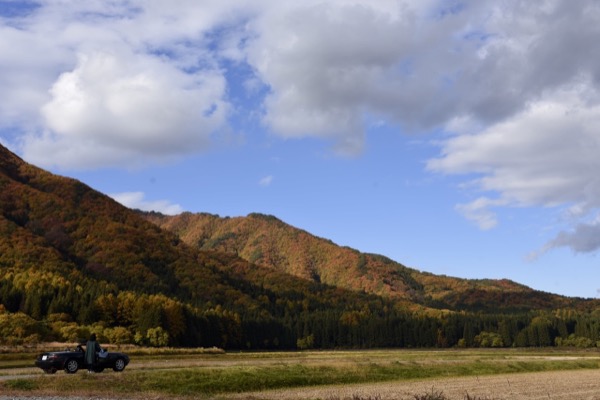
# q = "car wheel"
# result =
<box><xmin>64</xmin><ymin>359</ymin><xmax>79</xmax><ymax>374</ymax></box>
<box><xmin>113</xmin><ymin>358</ymin><xmax>126</xmax><ymax>372</ymax></box>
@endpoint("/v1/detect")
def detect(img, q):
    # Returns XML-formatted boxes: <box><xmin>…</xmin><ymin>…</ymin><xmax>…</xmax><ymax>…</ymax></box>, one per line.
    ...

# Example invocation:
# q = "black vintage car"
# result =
<box><xmin>35</xmin><ymin>345</ymin><xmax>129</xmax><ymax>374</ymax></box>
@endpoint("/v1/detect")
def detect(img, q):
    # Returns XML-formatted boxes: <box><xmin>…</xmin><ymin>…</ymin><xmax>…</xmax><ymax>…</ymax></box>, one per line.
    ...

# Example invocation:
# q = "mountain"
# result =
<box><xmin>0</xmin><ymin>143</ymin><xmax>401</xmax><ymax>348</ymax></box>
<box><xmin>2</xmin><ymin>142</ymin><xmax>599</xmax><ymax>350</ymax></box>
<box><xmin>143</xmin><ymin>211</ymin><xmax>591</xmax><ymax>313</ymax></box>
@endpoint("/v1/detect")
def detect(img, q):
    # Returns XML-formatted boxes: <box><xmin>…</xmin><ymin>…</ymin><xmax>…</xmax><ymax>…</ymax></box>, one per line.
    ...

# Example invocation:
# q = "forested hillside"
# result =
<box><xmin>2</xmin><ymin>142</ymin><xmax>600</xmax><ymax>350</ymax></box>
<box><xmin>144</xmin><ymin>212</ymin><xmax>589</xmax><ymax>313</ymax></box>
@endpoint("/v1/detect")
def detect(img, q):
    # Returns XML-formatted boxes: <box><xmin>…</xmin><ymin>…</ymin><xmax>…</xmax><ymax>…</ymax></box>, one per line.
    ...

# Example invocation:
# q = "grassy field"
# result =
<box><xmin>1</xmin><ymin>348</ymin><xmax>600</xmax><ymax>399</ymax></box>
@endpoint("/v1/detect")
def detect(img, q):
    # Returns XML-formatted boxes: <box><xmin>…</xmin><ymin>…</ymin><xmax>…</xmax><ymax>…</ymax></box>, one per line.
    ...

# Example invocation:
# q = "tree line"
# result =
<box><xmin>2</xmin><ymin>269</ymin><xmax>600</xmax><ymax>350</ymax></box>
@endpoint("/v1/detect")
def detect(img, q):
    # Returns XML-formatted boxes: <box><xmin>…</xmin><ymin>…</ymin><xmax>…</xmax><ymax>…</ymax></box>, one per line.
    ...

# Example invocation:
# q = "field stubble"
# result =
<box><xmin>2</xmin><ymin>348</ymin><xmax>600</xmax><ymax>399</ymax></box>
<box><xmin>237</xmin><ymin>369</ymin><xmax>600</xmax><ymax>400</ymax></box>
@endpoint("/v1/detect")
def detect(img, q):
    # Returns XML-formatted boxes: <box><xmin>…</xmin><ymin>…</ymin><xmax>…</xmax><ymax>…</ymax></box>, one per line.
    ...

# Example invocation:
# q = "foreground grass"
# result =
<box><xmin>2</xmin><ymin>349</ymin><xmax>600</xmax><ymax>398</ymax></box>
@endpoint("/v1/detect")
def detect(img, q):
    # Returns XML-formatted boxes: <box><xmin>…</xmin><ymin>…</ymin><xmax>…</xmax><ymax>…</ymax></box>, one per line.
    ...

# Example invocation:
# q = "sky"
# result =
<box><xmin>1</xmin><ymin>0</ymin><xmax>600</xmax><ymax>298</ymax></box>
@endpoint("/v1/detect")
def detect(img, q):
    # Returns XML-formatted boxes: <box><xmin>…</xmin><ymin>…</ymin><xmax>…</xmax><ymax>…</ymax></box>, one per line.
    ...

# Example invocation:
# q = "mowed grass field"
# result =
<box><xmin>2</xmin><ymin>347</ymin><xmax>600</xmax><ymax>399</ymax></box>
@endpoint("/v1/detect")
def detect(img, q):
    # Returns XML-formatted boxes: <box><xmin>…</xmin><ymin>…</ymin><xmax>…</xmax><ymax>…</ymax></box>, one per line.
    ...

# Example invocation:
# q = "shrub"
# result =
<box><xmin>297</xmin><ymin>334</ymin><xmax>314</xmax><ymax>350</ymax></box>
<box><xmin>103</xmin><ymin>326</ymin><xmax>134</xmax><ymax>344</ymax></box>
<box><xmin>555</xmin><ymin>334</ymin><xmax>595</xmax><ymax>348</ymax></box>
<box><xmin>146</xmin><ymin>326</ymin><xmax>169</xmax><ymax>347</ymax></box>
<box><xmin>473</xmin><ymin>331</ymin><xmax>504</xmax><ymax>348</ymax></box>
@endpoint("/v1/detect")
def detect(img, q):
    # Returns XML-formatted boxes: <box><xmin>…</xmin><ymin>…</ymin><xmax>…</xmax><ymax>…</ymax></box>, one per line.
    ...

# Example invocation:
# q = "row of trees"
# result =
<box><xmin>3</xmin><ymin>270</ymin><xmax>600</xmax><ymax>350</ymax></box>
<box><xmin>249</xmin><ymin>309</ymin><xmax>600</xmax><ymax>349</ymax></box>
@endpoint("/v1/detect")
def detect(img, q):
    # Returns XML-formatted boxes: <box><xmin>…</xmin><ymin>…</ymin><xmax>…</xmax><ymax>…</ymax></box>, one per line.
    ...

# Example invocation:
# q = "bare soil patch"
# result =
<box><xmin>231</xmin><ymin>369</ymin><xmax>600</xmax><ymax>400</ymax></box>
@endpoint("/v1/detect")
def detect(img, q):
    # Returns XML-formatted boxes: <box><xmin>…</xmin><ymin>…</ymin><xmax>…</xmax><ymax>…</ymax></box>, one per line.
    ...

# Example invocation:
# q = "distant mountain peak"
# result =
<box><xmin>144</xmin><ymin>210</ymin><xmax>588</xmax><ymax>313</ymax></box>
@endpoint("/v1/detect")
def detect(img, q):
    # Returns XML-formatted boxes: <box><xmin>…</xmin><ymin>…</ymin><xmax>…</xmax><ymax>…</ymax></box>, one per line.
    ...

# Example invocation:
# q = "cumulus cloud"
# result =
<box><xmin>1</xmin><ymin>1</ymin><xmax>240</xmax><ymax>168</ymax></box>
<box><xmin>6</xmin><ymin>1</ymin><xmax>600</xmax><ymax>161</ymax></box>
<box><xmin>110</xmin><ymin>191</ymin><xmax>184</xmax><ymax>215</ymax></box>
<box><xmin>419</xmin><ymin>1</ymin><xmax>600</xmax><ymax>253</ymax></box>
<box><xmin>244</xmin><ymin>1</ymin><xmax>523</xmax><ymax>149</ymax></box>
<box><xmin>429</xmin><ymin>83</ymin><xmax>600</xmax><ymax>252</ymax></box>
<box><xmin>242</xmin><ymin>0</ymin><xmax>600</xmax><ymax>162</ymax></box>
<box><xmin>246</xmin><ymin>0</ymin><xmax>418</xmax><ymax>154</ymax></box>
<box><xmin>0</xmin><ymin>19</ymin><xmax>70</xmax><ymax>130</ymax></box>
<box><xmin>30</xmin><ymin>49</ymin><xmax>227</xmax><ymax>167</ymax></box>
<box><xmin>3</xmin><ymin>0</ymin><xmax>600</xmax><ymax>254</ymax></box>
<box><xmin>429</xmin><ymin>84</ymin><xmax>600</xmax><ymax>204</ymax></box>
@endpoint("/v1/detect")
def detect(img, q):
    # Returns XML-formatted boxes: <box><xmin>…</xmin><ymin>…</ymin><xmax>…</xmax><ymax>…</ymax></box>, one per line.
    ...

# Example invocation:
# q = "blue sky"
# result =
<box><xmin>1</xmin><ymin>0</ymin><xmax>600</xmax><ymax>298</ymax></box>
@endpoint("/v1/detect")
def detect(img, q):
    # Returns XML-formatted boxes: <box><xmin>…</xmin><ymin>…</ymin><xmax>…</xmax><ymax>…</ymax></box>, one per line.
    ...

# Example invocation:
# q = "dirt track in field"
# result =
<box><xmin>230</xmin><ymin>369</ymin><xmax>600</xmax><ymax>400</ymax></box>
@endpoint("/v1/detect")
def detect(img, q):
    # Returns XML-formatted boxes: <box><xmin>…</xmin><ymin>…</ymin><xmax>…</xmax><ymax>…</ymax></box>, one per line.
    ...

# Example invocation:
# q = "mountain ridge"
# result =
<box><xmin>0</xmin><ymin>142</ymin><xmax>429</xmax><ymax>348</ymax></box>
<box><xmin>143</xmin><ymin>210</ymin><xmax>592</xmax><ymax>312</ymax></box>
<box><xmin>2</xmin><ymin>142</ymin><xmax>600</xmax><ymax>350</ymax></box>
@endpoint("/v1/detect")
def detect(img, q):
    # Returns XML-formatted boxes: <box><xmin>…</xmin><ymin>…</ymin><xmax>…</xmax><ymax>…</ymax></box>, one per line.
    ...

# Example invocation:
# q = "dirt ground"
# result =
<box><xmin>230</xmin><ymin>369</ymin><xmax>600</xmax><ymax>400</ymax></box>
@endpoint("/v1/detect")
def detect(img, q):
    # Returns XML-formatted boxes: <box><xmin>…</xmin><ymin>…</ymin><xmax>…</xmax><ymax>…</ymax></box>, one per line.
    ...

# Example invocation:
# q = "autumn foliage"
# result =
<box><xmin>2</xmin><ymin>143</ymin><xmax>600</xmax><ymax>349</ymax></box>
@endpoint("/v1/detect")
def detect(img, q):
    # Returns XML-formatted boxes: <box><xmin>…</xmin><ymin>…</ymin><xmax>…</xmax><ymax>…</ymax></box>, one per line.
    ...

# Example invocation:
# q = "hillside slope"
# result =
<box><xmin>144</xmin><ymin>212</ymin><xmax>423</xmax><ymax>300</ymax></box>
<box><xmin>3</xmin><ymin>142</ymin><xmax>600</xmax><ymax>350</ymax></box>
<box><xmin>144</xmin><ymin>211</ymin><xmax>591</xmax><ymax>312</ymax></box>
<box><xmin>0</xmin><ymin>143</ymin><xmax>407</xmax><ymax>348</ymax></box>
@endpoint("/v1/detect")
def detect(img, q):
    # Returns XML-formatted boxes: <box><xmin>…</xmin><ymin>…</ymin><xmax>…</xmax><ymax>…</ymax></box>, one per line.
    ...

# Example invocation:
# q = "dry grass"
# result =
<box><xmin>235</xmin><ymin>369</ymin><xmax>600</xmax><ymax>400</ymax></box>
<box><xmin>2</xmin><ymin>348</ymin><xmax>600</xmax><ymax>399</ymax></box>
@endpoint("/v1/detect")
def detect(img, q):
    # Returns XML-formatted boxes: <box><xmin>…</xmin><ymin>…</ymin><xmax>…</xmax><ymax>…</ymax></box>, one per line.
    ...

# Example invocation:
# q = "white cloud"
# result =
<box><xmin>5</xmin><ymin>1</ymin><xmax>600</xmax><ymax>161</ymax></box>
<box><xmin>429</xmin><ymin>83</ymin><xmax>600</xmax><ymax>251</ymax></box>
<box><xmin>419</xmin><ymin>1</ymin><xmax>600</xmax><ymax>253</ymax></box>
<box><xmin>241</xmin><ymin>0</ymin><xmax>600</xmax><ymax>158</ymax></box>
<box><xmin>110</xmin><ymin>191</ymin><xmax>184</xmax><ymax>215</ymax></box>
<box><xmin>429</xmin><ymin>84</ymin><xmax>600</xmax><ymax>204</ymax></box>
<box><xmin>259</xmin><ymin>175</ymin><xmax>273</xmax><ymax>187</ymax></box>
<box><xmin>3</xmin><ymin>0</ymin><xmax>600</xmax><ymax>255</ymax></box>
<box><xmin>0</xmin><ymin>23</ymin><xmax>70</xmax><ymax>130</ymax></box>
<box><xmin>246</xmin><ymin>0</ymin><xmax>418</xmax><ymax>154</ymax></box>
<box><xmin>30</xmin><ymin>48</ymin><xmax>227</xmax><ymax>168</ymax></box>
<box><xmin>455</xmin><ymin>197</ymin><xmax>508</xmax><ymax>231</ymax></box>
<box><xmin>1</xmin><ymin>1</ymin><xmax>241</xmax><ymax>169</ymax></box>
